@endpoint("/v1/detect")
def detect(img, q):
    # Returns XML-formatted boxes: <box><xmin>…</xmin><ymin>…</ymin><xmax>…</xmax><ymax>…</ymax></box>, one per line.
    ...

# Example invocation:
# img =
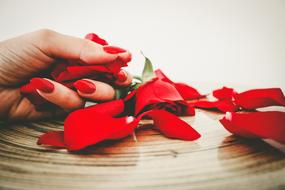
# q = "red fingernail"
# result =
<box><xmin>103</xmin><ymin>46</ymin><xmax>126</xmax><ymax>54</ymax></box>
<box><xmin>85</xmin><ymin>33</ymin><xmax>108</xmax><ymax>45</ymax></box>
<box><xmin>30</xmin><ymin>78</ymin><xmax>54</xmax><ymax>93</ymax></box>
<box><xmin>117</xmin><ymin>70</ymin><xmax>127</xmax><ymax>82</ymax></box>
<box><xmin>74</xmin><ymin>80</ymin><xmax>96</xmax><ymax>94</ymax></box>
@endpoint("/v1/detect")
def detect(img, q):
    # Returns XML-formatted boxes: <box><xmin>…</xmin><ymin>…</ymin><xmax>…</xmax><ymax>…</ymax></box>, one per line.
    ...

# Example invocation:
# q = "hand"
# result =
<box><xmin>0</xmin><ymin>29</ymin><xmax>132</xmax><ymax>121</ymax></box>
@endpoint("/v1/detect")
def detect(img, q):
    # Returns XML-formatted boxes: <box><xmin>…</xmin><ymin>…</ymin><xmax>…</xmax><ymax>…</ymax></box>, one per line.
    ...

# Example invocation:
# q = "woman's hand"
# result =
<box><xmin>0</xmin><ymin>29</ymin><xmax>132</xmax><ymax>121</ymax></box>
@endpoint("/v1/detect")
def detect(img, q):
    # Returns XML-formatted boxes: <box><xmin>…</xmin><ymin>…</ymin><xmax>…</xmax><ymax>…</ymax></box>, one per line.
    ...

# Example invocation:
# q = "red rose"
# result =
<box><xmin>38</xmin><ymin>71</ymin><xmax>201</xmax><ymax>151</ymax></box>
<box><xmin>155</xmin><ymin>69</ymin><xmax>205</xmax><ymax>100</ymax></box>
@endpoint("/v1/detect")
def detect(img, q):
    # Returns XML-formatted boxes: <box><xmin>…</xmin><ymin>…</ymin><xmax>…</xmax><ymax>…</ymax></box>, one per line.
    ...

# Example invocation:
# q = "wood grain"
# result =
<box><xmin>0</xmin><ymin>109</ymin><xmax>284</xmax><ymax>190</ymax></box>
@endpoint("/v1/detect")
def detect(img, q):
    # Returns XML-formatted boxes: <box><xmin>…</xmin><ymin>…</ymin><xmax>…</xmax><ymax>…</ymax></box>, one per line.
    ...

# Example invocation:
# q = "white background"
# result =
<box><xmin>0</xmin><ymin>0</ymin><xmax>284</xmax><ymax>91</ymax></box>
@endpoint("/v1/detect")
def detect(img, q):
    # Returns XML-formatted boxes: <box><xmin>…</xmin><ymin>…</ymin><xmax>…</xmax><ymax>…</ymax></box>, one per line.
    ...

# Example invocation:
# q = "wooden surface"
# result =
<box><xmin>0</xmin><ymin>108</ymin><xmax>284</xmax><ymax>190</ymax></box>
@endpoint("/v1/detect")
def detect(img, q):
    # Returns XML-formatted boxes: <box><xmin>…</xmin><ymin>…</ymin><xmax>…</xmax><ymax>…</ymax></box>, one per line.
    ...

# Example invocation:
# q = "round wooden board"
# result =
<box><xmin>0</xmin><ymin>109</ymin><xmax>284</xmax><ymax>190</ymax></box>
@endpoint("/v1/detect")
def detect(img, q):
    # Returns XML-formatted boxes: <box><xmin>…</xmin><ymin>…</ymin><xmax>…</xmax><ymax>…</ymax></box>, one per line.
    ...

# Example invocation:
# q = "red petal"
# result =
<box><xmin>38</xmin><ymin>100</ymin><xmax>132</xmax><ymax>151</ymax></box>
<box><xmin>220</xmin><ymin>111</ymin><xmax>285</xmax><ymax>143</ymax></box>
<box><xmin>135</xmin><ymin>78</ymin><xmax>183</xmax><ymax>115</ymax></box>
<box><xmin>154</xmin><ymin>69</ymin><xmax>173</xmax><ymax>83</ymax></box>
<box><xmin>55</xmin><ymin>66</ymin><xmax>108</xmax><ymax>82</ymax></box>
<box><xmin>193</xmin><ymin>100</ymin><xmax>238</xmax><ymax>112</ymax></box>
<box><xmin>174</xmin><ymin>101</ymin><xmax>195</xmax><ymax>116</ymax></box>
<box><xmin>85</xmin><ymin>33</ymin><xmax>108</xmax><ymax>45</ymax></box>
<box><xmin>154</xmin><ymin>69</ymin><xmax>204</xmax><ymax>100</ymax></box>
<box><xmin>37</xmin><ymin>131</ymin><xmax>65</xmax><ymax>147</ymax></box>
<box><xmin>85</xmin><ymin>99</ymin><xmax>125</xmax><ymax>117</ymax></box>
<box><xmin>234</xmin><ymin>88</ymin><xmax>285</xmax><ymax>110</ymax></box>
<box><xmin>124</xmin><ymin>90</ymin><xmax>137</xmax><ymax>102</ymax></box>
<box><xmin>106</xmin><ymin>59</ymin><xmax>128</xmax><ymax>74</ymax></box>
<box><xmin>153</xmin><ymin>80</ymin><xmax>183</xmax><ymax>101</ymax></box>
<box><xmin>174</xmin><ymin>82</ymin><xmax>205</xmax><ymax>100</ymax></box>
<box><xmin>67</xmin><ymin>65</ymin><xmax>109</xmax><ymax>73</ymax></box>
<box><xmin>213</xmin><ymin>86</ymin><xmax>235</xmax><ymax>100</ymax></box>
<box><xmin>185</xmin><ymin>105</ymin><xmax>196</xmax><ymax>116</ymax></box>
<box><xmin>141</xmin><ymin>110</ymin><xmax>201</xmax><ymax>140</ymax></box>
<box><xmin>51</xmin><ymin>60</ymin><xmax>79</xmax><ymax>80</ymax></box>
<box><xmin>64</xmin><ymin>111</ymin><xmax>136</xmax><ymax>150</ymax></box>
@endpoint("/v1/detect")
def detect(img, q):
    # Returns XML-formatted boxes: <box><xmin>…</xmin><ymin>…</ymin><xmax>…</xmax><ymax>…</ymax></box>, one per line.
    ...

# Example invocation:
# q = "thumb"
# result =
<box><xmin>31</xmin><ymin>29</ymin><xmax>129</xmax><ymax>64</ymax></box>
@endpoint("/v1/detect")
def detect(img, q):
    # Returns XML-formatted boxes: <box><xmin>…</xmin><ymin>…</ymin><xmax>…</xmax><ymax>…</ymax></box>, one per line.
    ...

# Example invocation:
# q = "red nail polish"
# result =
<box><xmin>85</xmin><ymin>33</ymin><xmax>108</xmax><ymax>45</ymax></box>
<box><xmin>103</xmin><ymin>46</ymin><xmax>126</xmax><ymax>54</ymax></box>
<box><xmin>117</xmin><ymin>70</ymin><xmax>127</xmax><ymax>82</ymax></box>
<box><xmin>74</xmin><ymin>80</ymin><xmax>96</xmax><ymax>94</ymax></box>
<box><xmin>30</xmin><ymin>78</ymin><xmax>54</xmax><ymax>93</ymax></box>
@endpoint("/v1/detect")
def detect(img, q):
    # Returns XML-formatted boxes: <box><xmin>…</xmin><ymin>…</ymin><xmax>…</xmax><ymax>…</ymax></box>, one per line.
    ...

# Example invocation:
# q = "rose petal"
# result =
<box><xmin>37</xmin><ymin>131</ymin><xmax>65</xmax><ymax>147</ymax></box>
<box><xmin>135</xmin><ymin>78</ymin><xmax>183</xmax><ymax>115</ymax></box>
<box><xmin>174</xmin><ymin>82</ymin><xmax>205</xmax><ymax>100</ymax></box>
<box><xmin>220</xmin><ymin>111</ymin><xmax>285</xmax><ymax>143</ymax></box>
<box><xmin>107</xmin><ymin>59</ymin><xmax>128</xmax><ymax>74</ymax></box>
<box><xmin>154</xmin><ymin>69</ymin><xmax>204</xmax><ymax>100</ymax></box>
<box><xmin>142</xmin><ymin>110</ymin><xmax>201</xmax><ymax>140</ymax></box>
<box><xmin>213</xmin><ymin>86</ymin><xmax>235</xmax><ymax>100</ymax></box>
<box><xmin>234</xmin><ymin>88</ymin><xmax>285</xmax><ymax>110</ymax></box>
<box><xmin>193</xmin><ymin>100</ymin><xmax>238</xmax><ymax>112</ymax></box>
<box><xmin>85</xmin><ymin>99</ymin><xmax>125</xmax><ymax>117</ymax></box>
<box><xmin>38</xmin><ymin>98</ymin><xmax>199</xmax><ymax>150</ymax></box>
<box><xmin>154</xmin><ymin>69</ymin><xmax>173</xmax><ymax>83</ymax></box>
<box><xmin>64</xmin><ymin>112</ymin><xmax>136</xmax><ymax>150</ymax></box>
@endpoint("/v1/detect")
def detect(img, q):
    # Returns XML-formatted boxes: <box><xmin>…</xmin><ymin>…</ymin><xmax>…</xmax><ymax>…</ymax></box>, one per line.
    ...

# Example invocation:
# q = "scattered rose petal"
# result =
<box><xmin>213</xmin><ymin>86</ymin><xmax>235</xmax><ymax>100</ymax></box>
<box><xmin>143</xmin><ymin>110</ymin><xmax>201</xmax><ymax>140</ymax></box>
<box><xmin>174</xmin><ymin>82</ymin><xmax>205</xmax><ymax>100</ymax></box>
<box><xmin>37</xmin><ymin>131</ymin><xmax>65</xmax><ymax>147</ymax></box>
<box><xmin>192</xmin><ymin>100</ymin><xmax>239</xmax><ymax>113</ymax></box>
<box><xmin>234</xmin><ymin>88</ymin><xmax>285</xmax><ymax>110</ymax></box>
<box><xmin>220</xmin><ymin>111</ymin><xmax>285</xmax><ymax>143</ymax></box>
<box><xmin>85</xmin><ymin>99</ymin><xmax>125</xmax><ymax>116</ymax></box>
<box><xmin>64</xmin><ymin>112</ymin><xmax>136</xmax><ymax>150</ymax></box>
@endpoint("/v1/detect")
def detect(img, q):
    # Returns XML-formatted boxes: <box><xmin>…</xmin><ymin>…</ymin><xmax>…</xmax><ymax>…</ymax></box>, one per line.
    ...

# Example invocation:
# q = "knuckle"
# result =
<box><xmin>33</xmin><ymin>29</ymin><xmax>58</xmax><ymax>54</ymax></box>
<box><xmin>36</xmin><ymin>29</ymin><xmax>56</xmax><ymax>39</ymax></box>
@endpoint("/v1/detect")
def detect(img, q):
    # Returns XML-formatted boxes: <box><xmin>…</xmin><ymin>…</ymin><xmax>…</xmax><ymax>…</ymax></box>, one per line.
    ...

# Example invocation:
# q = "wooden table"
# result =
<box><xmin>0</xmin><ymin>107</ymin><xmax>284</xmax><ymax>190</ymax></box>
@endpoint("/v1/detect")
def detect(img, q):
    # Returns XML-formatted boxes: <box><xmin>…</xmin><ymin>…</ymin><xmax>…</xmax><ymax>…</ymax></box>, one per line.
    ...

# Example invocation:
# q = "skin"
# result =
<box><xmin>0</xmin><ymin>29</ymin><xmax>132</xmax><ymax>121</ymax></box>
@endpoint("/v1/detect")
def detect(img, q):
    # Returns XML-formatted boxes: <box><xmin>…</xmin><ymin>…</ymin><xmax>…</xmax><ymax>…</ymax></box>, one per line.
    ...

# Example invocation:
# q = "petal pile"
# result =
<box><xmin>190</xmin><ymin>86</ymin><xmax>285</xmax><ymax>143</ymax></box>
<box><xmin>38</xmin><ymin>67</ymin><xmax>202</xmax><ymax>151</ymax></box>
<box><xmin>38</xmin><ymin>97</ymin><xmax>200</xmax><ymax>151</ymax></box>
<box><xmin>192</xmin><ymin>87</ymin><xmax>285</xmax><ymax>113</ymax></box>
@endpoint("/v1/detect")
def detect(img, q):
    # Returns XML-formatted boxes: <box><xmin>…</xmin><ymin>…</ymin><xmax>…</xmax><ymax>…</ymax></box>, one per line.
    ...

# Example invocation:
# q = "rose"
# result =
<box><xmin>38</xmin><ymin>69</ymin><xmax>202</xmax><ymax>151</ymax></box>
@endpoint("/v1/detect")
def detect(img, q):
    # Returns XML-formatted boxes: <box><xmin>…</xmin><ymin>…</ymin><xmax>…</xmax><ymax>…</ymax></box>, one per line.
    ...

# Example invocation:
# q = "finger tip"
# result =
<box><xmin>73</xmin><ymin>80</ymin><xmax>96</xmax><ymax>94</ymax></box>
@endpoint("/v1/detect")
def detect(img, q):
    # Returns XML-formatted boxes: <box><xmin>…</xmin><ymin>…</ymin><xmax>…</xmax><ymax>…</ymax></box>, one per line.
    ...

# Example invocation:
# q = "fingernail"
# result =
<box><xmin>30</xmin><ymin>78</ymin><xmax>54</xmax><ymax>93</ymax></box>
<box><xmin>103</xmin><ymin>46</ymin><xmax>126</xmax><ymax>54</ymax></box>
<box><xmin>117</xmin><ymin>70</ymin><xmax>127</xmax><ymax>82</ymax></box>
<box><xmin>85</xmin><ymin>33</ymin><xmax>108</xmax><ymax>45</ymax></box>
<box><xmin>20</xmin><ymin>84</ymin><xmax>35</xmax><ymax>94</ymax></box>
<box><xmin>74</xmin><ymin>80</ymin><xmax>96</xmax><ymax>94</ymax></box>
